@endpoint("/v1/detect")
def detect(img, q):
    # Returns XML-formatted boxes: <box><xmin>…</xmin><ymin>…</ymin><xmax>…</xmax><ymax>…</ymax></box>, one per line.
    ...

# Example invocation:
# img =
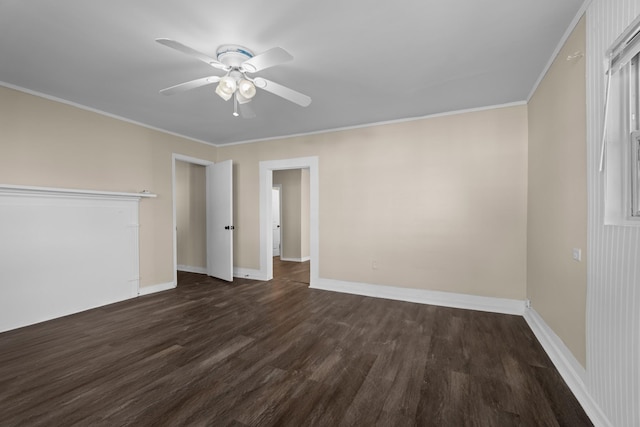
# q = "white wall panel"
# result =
<box><xmin>0</xmin><ymin>186</ymin><xmax>147</xmax><ymax>332</ymax></box>
<box><xmin>586</xmin><ymin>1</ymin><xmax>640</xmax><ymax>426</ymax></box>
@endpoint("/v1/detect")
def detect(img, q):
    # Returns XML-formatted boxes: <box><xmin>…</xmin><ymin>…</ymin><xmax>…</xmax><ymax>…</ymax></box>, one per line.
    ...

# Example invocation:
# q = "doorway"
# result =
<box><xmin>175</xmin><ymin>159</ymin><xmax>207</xmax><ymax>278</ymax></box>
<box><xmin>172</xmin><ymin>154</ymin><xmax>234</xmax><ymax>286</ymax></box>
<box><xmin>259</xmin><ymin>156</ymin><xmax>319</xmax><ymax>286</ymax></box>
<box><xmin>272</xmin><ymin>169</ymin><xmax>310</xmax><ymax>267</ymax></box>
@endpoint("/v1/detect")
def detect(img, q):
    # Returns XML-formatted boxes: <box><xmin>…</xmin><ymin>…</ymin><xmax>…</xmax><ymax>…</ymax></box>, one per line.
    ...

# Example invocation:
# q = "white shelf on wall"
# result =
<box><xmin>0</xmin><ymin>184</ymin><xmax>157</xmax><ymax>199</ymax></box>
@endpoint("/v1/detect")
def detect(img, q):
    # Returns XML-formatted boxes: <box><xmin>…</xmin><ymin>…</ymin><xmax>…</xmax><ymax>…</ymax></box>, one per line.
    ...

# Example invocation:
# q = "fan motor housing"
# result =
<box><xmin>216</xmin><ymin>45</ymin><xmax>254</xmax><ymax>67</ymax></box>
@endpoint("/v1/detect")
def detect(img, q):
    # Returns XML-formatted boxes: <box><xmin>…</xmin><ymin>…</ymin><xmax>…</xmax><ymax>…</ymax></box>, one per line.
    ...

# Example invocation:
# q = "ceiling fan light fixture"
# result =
<box><xmin>238</xmin><ymin>79</ymin><xmax>256</xmax><ymax>99</ymax></box>
<box><xmin>215</xmin><ymin>75</ymin><xmax>237</xmax><ymax>101</ymax></box>
<box><xmin>236</xmin><ymin>91</ymin><xmax>251</xmax><ymax>104</ymax></box>
<box><xmin>215</xmin><ymin>84</ymin><xmax>233</xmax><ymax>101</ymax></box>
<box><xmin>157</xmin><ymin>39</ymin><xmax>312</xmax><ymax>113</ymax></box>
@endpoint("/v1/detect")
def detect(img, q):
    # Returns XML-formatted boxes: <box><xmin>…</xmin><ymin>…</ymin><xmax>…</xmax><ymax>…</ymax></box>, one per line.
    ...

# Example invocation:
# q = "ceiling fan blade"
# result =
<box><xmin>253</xmin><ymin>77</ymin><xmax>311</xmax><ymax>107</ymax></box>
<box><xmin>159</xmin><ymin>76</ymin><xmax>221</xmax><ymax>95</ymax></box>
<box><xmin>241</xmin><ymin>47</ymin><xmax>293</xmax><ymax>73</ymax></box>
<box><xmin>156</xmin><ymin>38</ymin><xmax>229</xmax><ymax>71</ymax></box>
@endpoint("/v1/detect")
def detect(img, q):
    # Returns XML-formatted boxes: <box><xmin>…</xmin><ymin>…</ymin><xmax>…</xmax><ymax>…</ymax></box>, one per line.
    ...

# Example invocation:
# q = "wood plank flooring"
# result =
<box><xmin>0</xmin><ymin>259</ymin><xmax>592</xmax><ymax>426</ymax></box>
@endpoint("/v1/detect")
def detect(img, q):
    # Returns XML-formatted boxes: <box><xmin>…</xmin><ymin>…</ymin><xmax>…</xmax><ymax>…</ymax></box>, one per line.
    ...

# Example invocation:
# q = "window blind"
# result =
<box><xmin>601</xmin><ymin>15</ymin><xmax>640</xmax><ymax>172</ymax></box>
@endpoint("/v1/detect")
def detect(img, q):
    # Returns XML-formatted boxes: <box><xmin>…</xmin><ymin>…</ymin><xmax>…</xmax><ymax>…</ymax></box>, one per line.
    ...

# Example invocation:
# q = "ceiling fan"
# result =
<box><xmin>156</xmin><ymin>39</ymin><xmax>311</xmax><ymax>118</ymax></box>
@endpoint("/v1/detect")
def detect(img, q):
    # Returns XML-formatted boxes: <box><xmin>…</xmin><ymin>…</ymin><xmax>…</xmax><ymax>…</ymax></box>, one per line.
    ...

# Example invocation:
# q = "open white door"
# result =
<box><xmin>206</xmin><ymin>160</ymin><xmax>233</xmax><ymax>282</ymax></box>
<box><xmin>272</xmin><ymin>187</ymin><xmax>281</xmax><ymax>257</ymax></box>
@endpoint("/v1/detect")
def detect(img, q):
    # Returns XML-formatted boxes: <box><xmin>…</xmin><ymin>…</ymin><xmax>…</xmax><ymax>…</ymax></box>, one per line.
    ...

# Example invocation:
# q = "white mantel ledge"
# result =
<box><xmin>0</xmin><ymin>184</ymin><xmax>157</xmax><ymax>200</ymax></box>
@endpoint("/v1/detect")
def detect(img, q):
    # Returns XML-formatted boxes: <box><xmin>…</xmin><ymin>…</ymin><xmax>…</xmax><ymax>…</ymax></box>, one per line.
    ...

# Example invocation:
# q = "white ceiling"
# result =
<box><xmin>0</xmin><ymin>0</ymin><xmax>585</xmax><ymax>146</ymax></box>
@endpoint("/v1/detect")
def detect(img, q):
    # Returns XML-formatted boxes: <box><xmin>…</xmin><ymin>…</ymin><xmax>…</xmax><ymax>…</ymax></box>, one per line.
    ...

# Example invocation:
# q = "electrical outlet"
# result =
<box><xmin>572</xmin><ymin>248</ymin><xmax>582</xmax><ymax>262</ymax></box>
<box><xmin>525</xmin><ymin>299</ymin><xmax>531</xmax><ymax>309</ymax></box>
<box><xmin>372</xmin><ymin>261</ymin><xmax>378</xmax><ymax>270</ymax></box>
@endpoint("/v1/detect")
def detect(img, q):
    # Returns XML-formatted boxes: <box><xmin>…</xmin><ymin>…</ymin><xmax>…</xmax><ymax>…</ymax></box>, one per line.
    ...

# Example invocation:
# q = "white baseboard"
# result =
<box><xmin>524</xmin><ymin>308</ymin><xmax>612</xmax><ymax>427</ymax></box>
<box><xmin>280</xmin><ymin>256</ymin><xmax>310</xmax><ymax>262</ymax></box>
<box><xmin>177</xmin><ymin>265</ymin><xmax>207</xmax><ymax>275</ymax></box>
<box><xmin>234</xmin><ymin>267</ymin><xmax>269</xmax><ymax>281</ymax></box>
<box><xmin>138</xmin><ymin>281</ymin><xmax>175</xmax><ymax>296</ymax></box>
<box><xmin>311</xmin><ymin>278</ymin><xmax>526</xmax><ymax>315</ymax></box>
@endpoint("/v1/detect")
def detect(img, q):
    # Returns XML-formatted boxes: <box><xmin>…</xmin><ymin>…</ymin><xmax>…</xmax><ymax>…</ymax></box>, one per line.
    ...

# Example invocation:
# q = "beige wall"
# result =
<box><xmin>0</xmin><ymin>86</ymin><xmax>217</xmax><ymax>288</ymax></box>
<box><xmin>176</xmin><ymin>160</ymin><xmax>206</xmax><ymax>269</ymax></box>
<box><xmin>0</xmin><ymin>70</ymin><xmax>539</xmax><ymax>312</ymax></box>
<box><xmin>527</xmin><ymin>16</ymin><xmax>587</xmax><ymax>365</ymax></box>
<box><xmin>0</xmin><ymin>38</ymin><xmax>592</xmax><ymax>368</ymax></box>
<box><xmin>219</xmin><ymin>105</ymin><xmax>528</xmax><ymax>299</ymax></box>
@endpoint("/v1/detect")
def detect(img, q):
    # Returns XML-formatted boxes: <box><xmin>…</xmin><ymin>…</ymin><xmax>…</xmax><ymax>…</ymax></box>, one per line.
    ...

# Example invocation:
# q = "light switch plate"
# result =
<box><xmin>572</xmin><ymin>248</ymin><xmax>582</xmax><ymax>261</ymax></box>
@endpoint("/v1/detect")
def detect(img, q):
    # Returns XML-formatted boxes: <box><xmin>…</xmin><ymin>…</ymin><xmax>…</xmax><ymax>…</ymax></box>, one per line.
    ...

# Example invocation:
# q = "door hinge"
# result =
<box><xmin>225</xmin><ymin>225</ymin><xmax>235</xmax><ymax>230</ymax></box>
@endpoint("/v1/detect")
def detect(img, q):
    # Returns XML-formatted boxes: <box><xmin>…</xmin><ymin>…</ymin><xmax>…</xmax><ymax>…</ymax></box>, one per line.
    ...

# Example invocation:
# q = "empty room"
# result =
<box><xmin>0</xmin><ymin>1</ymin><xmax>638</xmax><ymax>426</ymax></box>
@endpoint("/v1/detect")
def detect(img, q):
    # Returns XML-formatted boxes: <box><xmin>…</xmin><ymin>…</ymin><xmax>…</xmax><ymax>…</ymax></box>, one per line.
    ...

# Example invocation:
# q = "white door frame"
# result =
<box><xmin>171</xmin><ymin>153</ymin><xmax>214</xmax><ymax>286</ymax></box>
<box><xmin>259</xmin><ymin>157</ymin><xmax>319</xmax><ymax>284</ymax></box>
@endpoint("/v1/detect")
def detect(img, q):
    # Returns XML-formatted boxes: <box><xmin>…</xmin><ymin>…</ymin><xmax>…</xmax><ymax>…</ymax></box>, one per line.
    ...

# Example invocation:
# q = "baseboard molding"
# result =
<box><xmin>138</xmin><ymin>281</ymin><xmax>175</xmax><ymax>296</ymax></box>
<box><xmin>280</xmin><ymin>257</ymin><xmax>310</xmax><ymax>263</ymax></box>
<box><xmin>524</xmin><ymin>308</ymin><xmax>612</xmax><ymax>427</ymax></box>
<box><xmin>177</xmin><ymin>265</ymin><xmax>207</xmax><ymax>275</ymax></box>
<box><xmin>234</xmin><ymin>267</ymin><xmax>269</xmax><ymax>281</ymax></box>
<box><xmin>311</xmin><ymin>278</ymin><xmax>526</xmax><ymax>315</ymax></box>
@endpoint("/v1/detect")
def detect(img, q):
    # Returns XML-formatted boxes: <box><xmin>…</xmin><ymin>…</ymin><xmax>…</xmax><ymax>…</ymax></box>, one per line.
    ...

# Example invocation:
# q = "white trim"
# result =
<box><xmin>1</xmin><ymin>79</ymin><xmax>526</xmax><ymax>148</ymax></box>
<box><xmin>171</xmin><ymin>154</ymin><xmax>215</xmax><ymax>288</ymax></box>
<box><xmin>311</xmin><ymin>278</ymin><xmax>526</xmax><ymax>316</ymax></box>
<box><xmin>0</xmin><ymin>81</ymin><xmax>216</xmax><ymax>148</ymax></box>
<box><xmin>0</xmin><ymin>184</ymin><xmax>156</xmax><ymax>200</ymax></box>
<box><xmin>225</xmin><ymin>101</ymin><xmax>527</xmax><ymax>147</ymax></box>
<box><xmin>526</xmin><ymin>0</ymin><xmax>591</xmax><ymax>101</ymax></box>
<box><xmin>172</xmin><ymin>153</ymin><xmax>215</xmax><ymax>166</ymax></box>
<box><xmin>259</xmin><ymin>157</ymin><xmax>319</xmax><ymax>285</ymax></box>
<box><xmin>233</xmin><ymin>267</ymin><xmax>269</xmax><ymax>281</ymax></box>
<box><xmin>524</xmin><ymin>308</ymin><xmax>587</xmax><ymax>383</ymax></box>
<box><xmin>138</xmin><ymin>281</ymin><xmax>176</xmax><ymax>296</ymax></box>
<box><xmin>177</xmin><ymin>265</ymin><xmax>207</xmax><ymax>275</ymax></box>
<box><xmin>280</xmin><ymin>257</ymin><xmax>311</xmax><ymax>263</ymax></box>
<box><xmin>524</xmin><ymin>308</ymin><xmax>613</xmax><ymax>427</ymax></box>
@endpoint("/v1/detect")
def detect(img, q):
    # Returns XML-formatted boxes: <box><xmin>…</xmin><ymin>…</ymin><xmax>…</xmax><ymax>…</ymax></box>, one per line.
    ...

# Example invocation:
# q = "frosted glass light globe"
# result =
<box><xmin>238</xmin><ymin>79</ymin><xmax>256</xmax><ymax>99</ymax></box>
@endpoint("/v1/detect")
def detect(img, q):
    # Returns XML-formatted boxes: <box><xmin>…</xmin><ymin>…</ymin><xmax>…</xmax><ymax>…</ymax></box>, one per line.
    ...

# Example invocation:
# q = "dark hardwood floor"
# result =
<box><xmin>0</xmin><ymin>259</ymin><xmax>591</xmax><ymax>426</ymax></box>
